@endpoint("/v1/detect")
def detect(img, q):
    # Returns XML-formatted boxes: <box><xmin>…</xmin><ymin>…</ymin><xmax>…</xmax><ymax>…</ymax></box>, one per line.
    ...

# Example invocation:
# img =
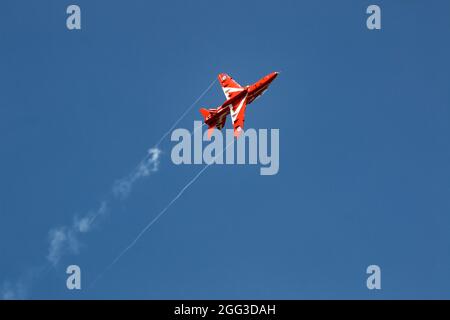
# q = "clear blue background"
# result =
<box><xmin>1</xmin><ymin>0</ymin><xmax>450</xmax><ymax>299</ymax></box>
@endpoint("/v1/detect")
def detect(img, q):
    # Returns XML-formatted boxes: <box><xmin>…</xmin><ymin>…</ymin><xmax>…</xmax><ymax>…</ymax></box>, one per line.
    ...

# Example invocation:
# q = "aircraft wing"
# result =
<box><xmin>229</xmin><ymin>94</ymin><xmax>248</xmax><ymax>137</ymax></box>
<box><xmin>218</xmin><ymin>73</ymin><xmax>244</xmax><ymax>100</ymax></box>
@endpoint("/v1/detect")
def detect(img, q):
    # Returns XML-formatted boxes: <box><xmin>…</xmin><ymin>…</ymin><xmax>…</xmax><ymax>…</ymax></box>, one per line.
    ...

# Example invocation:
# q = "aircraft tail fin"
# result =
<box><xmin>199</xmin><ymin>108</ymin><xmax>226</xmax><ymax>138</ymax></box>
<box><xmin>199</xmin><ymin>108</ymin><xmax>215</xmax><ymax>138</ymax></box>
<box><xmin>199</xmin><ymin>108</ymin><xmax>210</xmax><ymax>121</ymax></box>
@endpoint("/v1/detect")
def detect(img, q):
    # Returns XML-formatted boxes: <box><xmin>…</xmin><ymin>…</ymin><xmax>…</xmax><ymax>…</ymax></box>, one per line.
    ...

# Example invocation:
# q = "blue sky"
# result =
<box><xmin>1</xmin><ymin>0</ymin><xmax>450</xmax><ymax>299</ymax></box>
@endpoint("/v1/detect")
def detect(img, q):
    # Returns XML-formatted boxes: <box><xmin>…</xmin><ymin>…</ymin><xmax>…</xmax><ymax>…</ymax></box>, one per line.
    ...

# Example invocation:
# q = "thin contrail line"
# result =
<box><xmin>89</xmin><ymin>139</ymin><xmax>235</xmax><ymax>289</ymax></box>
<box><xmin>155</xmin><ymin>78</ymin><xmax>217</xmax><ymax>148</ymax></box>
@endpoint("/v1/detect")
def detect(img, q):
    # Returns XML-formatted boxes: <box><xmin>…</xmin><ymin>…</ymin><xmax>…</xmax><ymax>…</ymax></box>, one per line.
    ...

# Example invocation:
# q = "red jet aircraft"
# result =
<box><xmin>200</xmin><ymin>72</ymin><xmax>279</xmax><ymax>138</ymax></box>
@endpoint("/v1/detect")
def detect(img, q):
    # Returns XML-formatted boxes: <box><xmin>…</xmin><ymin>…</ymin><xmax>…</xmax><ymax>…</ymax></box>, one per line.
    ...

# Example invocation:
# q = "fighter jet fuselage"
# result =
<box><xmin>200</xmin><ymin>72</ymin><xmax>279</xmax><ymax>137</ymax></box>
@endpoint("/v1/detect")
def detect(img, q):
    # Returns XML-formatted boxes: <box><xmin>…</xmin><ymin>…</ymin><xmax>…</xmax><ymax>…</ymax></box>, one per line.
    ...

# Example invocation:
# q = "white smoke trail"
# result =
<box><xmin>44</xmin><ymin>147</ymin><xmax>163</xmax><ymax>268</ymax></box>
<box><xmin>112</xmin><ymin>148</ymin><xmax>162</xmax><ymax>199</ymax></box>
<box><xmin>89</xmin><ymin>139</ymin><xmax>235</xmax><ymax>289</ymax></box>
<box><xmin>47</xmin><ymin>200</ymin><xmax>110</xmax><ymax>267</ymax></box>
<box><xmin>1</xmin><ymin>265</ymin><xmax>51</xmax><ymax>300</ymax></box>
